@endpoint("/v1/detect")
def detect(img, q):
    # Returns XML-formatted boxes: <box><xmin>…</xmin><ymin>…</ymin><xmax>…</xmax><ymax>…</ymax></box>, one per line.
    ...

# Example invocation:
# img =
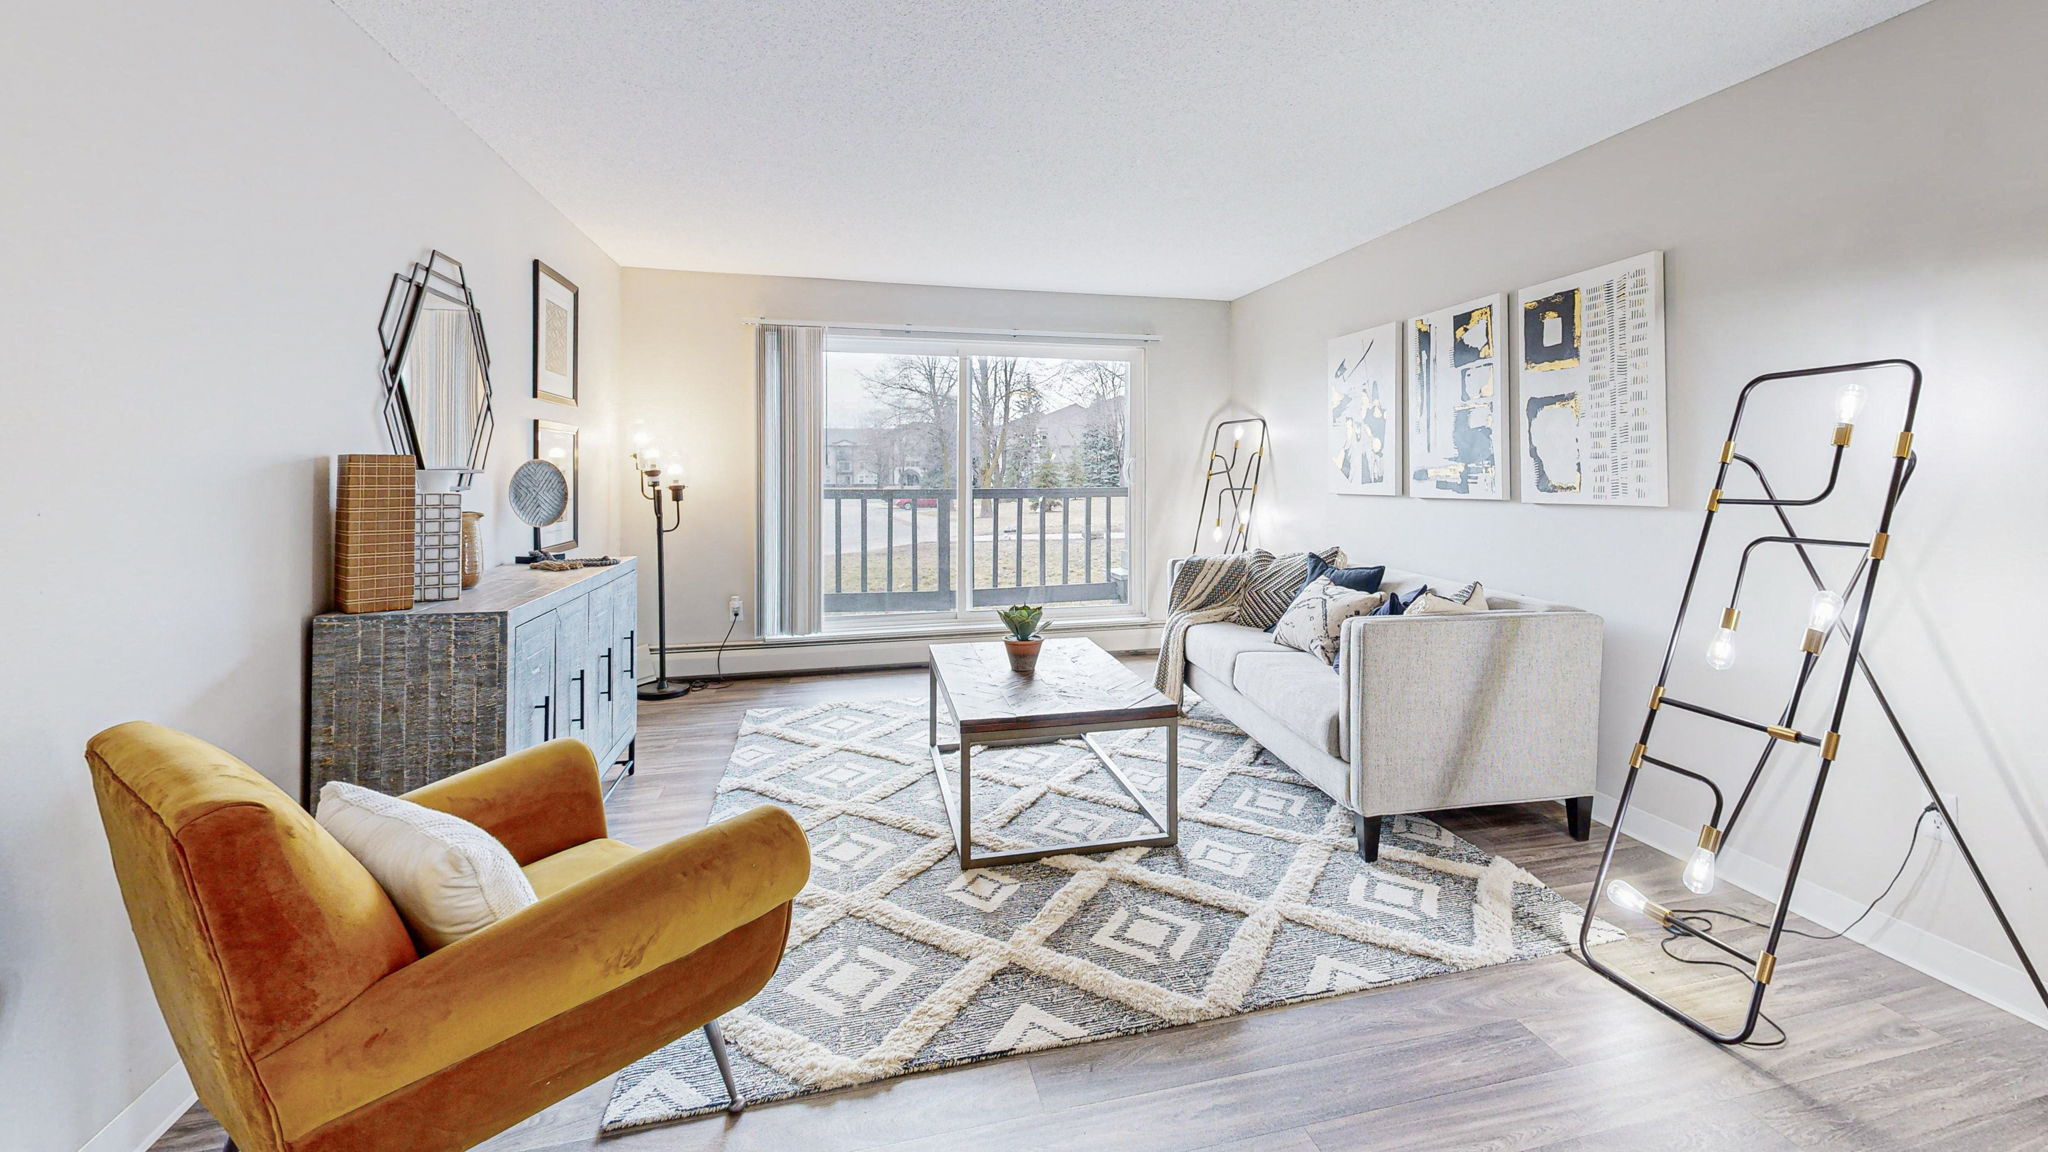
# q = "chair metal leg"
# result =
<box><xmin>704</xmin><ymin>1019</ymin><xmax>745</xmax><ymax>1114</ymax></box>
<box><xmin>1354</xmin><ymin>811</ymin><xmax>1382</xmax><ymax>863</ymax></box>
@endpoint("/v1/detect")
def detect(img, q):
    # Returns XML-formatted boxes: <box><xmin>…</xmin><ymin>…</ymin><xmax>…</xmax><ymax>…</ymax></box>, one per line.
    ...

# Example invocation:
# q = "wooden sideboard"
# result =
<box><xmin>309</xmin><ymin>558</ymin><xmax>639</xmax><ymax>802</ymax></box>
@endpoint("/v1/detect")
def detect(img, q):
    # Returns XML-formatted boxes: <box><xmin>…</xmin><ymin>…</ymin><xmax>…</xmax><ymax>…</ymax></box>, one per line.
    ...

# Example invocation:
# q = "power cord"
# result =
<box><xmin>684</xmin><ymin>613</ymin><xmax>740</xmax><ymax>692</ymax></box>
<box><xmin>1655</xmin><ymin>803</ymin><xmax>1938</xmax><ymax>1048</ymax></box>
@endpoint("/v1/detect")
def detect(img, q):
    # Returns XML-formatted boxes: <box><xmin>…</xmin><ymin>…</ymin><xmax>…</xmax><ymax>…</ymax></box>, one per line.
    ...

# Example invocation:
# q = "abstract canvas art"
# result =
<box><xmin>1405</xmin><ymin>293</ymin><xmax>1508</xmax><ymax>500</ymax></box>
<box><xmin>1326</xmin><ymin>322</ymin><xmax>1401</xmax><ymax>495</ymax></box>
<box><xmin>1516</xmin><ymin>252</ymin><xmax>1668</xmax><ymax>506</ymax></box>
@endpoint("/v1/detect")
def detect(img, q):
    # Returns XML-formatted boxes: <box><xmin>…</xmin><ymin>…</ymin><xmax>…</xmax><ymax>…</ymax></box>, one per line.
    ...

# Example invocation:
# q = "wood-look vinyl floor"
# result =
<box><xmin>154</xmin><ymin>661</ymin><xmax>2048</xmax><ymax>1152</ymax></box>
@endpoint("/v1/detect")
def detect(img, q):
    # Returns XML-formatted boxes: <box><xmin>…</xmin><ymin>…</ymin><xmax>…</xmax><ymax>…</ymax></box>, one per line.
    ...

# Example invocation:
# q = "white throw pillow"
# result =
<box><xmin>315</xmin><ymin>781</ymin><xmax>537</xmax><ymax>950</ymax></box>
<box><xmin>1272</xmin><ymin>576</ymin><xmax>1387</xmax><ymax>664</ymax></box>
<box><xmin>1406</xmin><ymin>581</ymin><xmax>1492</xmax><ymax>617</ymax></box>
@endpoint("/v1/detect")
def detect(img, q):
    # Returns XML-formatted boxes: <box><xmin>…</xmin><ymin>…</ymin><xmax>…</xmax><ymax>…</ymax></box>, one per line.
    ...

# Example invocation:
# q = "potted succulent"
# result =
<box><xmin>998</xmin><ymin>604</ymin><xmax>1045</xmax><ymax>674</ymax></box>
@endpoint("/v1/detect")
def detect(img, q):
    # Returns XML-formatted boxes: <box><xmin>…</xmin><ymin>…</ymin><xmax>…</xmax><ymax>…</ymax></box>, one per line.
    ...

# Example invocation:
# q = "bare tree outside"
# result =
<box><xmin>823</xmin><ymin>348</ymin><xmax>1132</xmax><ymax>617</ymax></box>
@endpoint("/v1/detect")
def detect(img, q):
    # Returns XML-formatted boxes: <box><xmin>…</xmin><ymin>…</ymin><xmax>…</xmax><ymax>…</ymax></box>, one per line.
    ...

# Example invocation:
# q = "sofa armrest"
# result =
<box><xmin>403</xmin><ymin>739</ymin><xmax>606</xmax><ymax>864</ymax></box>
<box><xmin>1337</xmin><ymin>611</ymin><xmax>1603</xmax><ymax>815</ymax></box>
<box><xmin>256</xmin><ymin>804</ymin><xmax>810</xmax><ymax>1140</ymax></box>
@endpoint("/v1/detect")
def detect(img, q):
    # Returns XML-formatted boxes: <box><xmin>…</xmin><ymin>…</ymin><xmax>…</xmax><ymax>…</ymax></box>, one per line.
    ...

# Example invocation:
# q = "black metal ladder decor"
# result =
<box><xmin>1579</xmin><ymin>358</ymin><xmax>2047</xmax><ymax>1044</ymax></box>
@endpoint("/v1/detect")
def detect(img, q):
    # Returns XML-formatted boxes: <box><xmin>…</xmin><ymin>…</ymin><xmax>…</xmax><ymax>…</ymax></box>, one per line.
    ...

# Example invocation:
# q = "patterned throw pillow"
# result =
<box><xmin>1272</xmin><ymin>576</ymin><xmax>1387</xmax><ymax>664</ymax></box>
<box><xmin>1406</xmin><ymin>581</ymin><xmax>1492</xmax><ymax>616</ymax></box>
<box><xmin>1242</xmin><ymin>546</ymin><xmax>1345</xmax><ymax>631</ymax></box>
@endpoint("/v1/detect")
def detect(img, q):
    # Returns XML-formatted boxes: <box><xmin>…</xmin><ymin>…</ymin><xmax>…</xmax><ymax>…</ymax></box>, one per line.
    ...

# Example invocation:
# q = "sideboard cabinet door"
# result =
<box><xmin>511</xmin><ymin>611</ymin><xmax>557</xmax><ymax>751</ymax></box>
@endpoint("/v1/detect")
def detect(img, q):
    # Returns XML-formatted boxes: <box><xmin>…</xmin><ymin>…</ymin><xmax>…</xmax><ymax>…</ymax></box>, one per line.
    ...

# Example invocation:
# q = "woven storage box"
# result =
<box><xmin>335</xmin><ymin>454</ymin><xmax>416</xmax><ymax>613</ymax></box>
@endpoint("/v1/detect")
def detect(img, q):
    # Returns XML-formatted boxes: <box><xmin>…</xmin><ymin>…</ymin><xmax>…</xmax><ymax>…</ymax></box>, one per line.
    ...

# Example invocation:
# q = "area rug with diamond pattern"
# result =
<box><xmin>601</xmin><ymin>696</ymin><xmax>1612</xmax><ymax>1132</ymax></box>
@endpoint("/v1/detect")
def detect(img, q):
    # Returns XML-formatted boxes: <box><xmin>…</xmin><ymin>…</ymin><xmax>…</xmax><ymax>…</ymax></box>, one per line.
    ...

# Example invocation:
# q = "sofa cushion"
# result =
<box><xmin>1184</xmin><ymin>621</ymin><xmax>1287</xmax><ymax>679</ymax></box>
<box><xmin>1232</xmin><ymin>651</ymin><xmax>1345</xmax><ymax>757</ymax></box>
<box><xmin>522</xmin><ymin>837</ymin><xmax>642</xmax><ymax>900</ymax></box>
<box><xmin>1305</xmin><ymin>552</ymin><xmax>1386</xmax><ymax>593</ymax></box>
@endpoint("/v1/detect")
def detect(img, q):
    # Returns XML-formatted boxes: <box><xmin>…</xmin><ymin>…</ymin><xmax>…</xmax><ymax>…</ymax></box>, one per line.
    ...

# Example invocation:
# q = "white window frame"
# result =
<box><xmin>809</xmin><ymin>332</ymin><xmax>1148</xmax><ymax>638</ymax></box>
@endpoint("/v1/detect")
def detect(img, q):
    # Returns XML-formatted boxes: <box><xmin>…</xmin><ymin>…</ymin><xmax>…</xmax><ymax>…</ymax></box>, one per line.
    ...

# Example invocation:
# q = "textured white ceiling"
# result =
<box><xmin>332</xmin><ymin>0</ymin><xmax>1926</xmax><ymax>299</ymax></box>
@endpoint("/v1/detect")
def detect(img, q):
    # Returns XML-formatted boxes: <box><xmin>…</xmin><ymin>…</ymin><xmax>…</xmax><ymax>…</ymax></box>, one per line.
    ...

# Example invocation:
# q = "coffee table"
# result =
<box><xmin>927</xmin><ymin>637</ymin><xmax>1179</xmax><ymax>869</ymax></box>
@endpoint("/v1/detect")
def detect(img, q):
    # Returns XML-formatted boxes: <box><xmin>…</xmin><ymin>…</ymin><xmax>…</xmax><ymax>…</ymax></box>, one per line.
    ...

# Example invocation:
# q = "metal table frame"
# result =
<box><xmin>928</xmin><ymin>663</ymin><xmax>1179</xmax><ymax>869</ymax></box>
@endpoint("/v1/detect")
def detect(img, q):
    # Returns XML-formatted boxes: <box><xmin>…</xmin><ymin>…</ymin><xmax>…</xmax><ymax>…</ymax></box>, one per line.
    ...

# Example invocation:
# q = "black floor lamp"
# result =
<box><xmin>1581</xmin><ymin>358</ymin><xmax>2047</xmax><ymax>1044</ymax></box>
<box><xmin>632</xmin><ymin>448</ymin><xmax>690</xmax><ymax>700</ymax></box>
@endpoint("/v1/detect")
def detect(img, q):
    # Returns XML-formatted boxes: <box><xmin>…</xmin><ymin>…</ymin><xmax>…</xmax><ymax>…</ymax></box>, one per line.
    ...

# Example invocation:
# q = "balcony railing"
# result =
<box><xmin>823</xmin><ymin>485</ymin><xmax>1130</xmax><ymax>615</ymax></box>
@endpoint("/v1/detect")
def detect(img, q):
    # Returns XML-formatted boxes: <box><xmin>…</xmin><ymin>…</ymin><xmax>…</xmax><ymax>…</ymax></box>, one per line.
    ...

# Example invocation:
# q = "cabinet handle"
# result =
<box><xmin>534</xmin><ymin>696</ymin><xmax>552</xmax><ymax>740</ymax></box>
<box><xmin>571</xmin><ymin>671</ymin><xmax>587</xmax><ymax>729</ymax></box>
<box><xmin>600</xmin><ymin>649</ymin><xmax>615</xmax><ymax>701</ymax></box>
<box><xmin>624</xmin><ymin>631</ymin><xmax>637</xmax><ymax>680</ymax></box>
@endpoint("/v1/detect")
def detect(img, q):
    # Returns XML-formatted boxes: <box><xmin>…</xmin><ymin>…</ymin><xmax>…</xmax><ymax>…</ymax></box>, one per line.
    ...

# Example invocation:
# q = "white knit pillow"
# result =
<box><xmin>315</xmin><ymin>781</ymin><xmax>537</xmax><ymax>950</ymax></box>
<box><xmin>1272</xmin><ymin>576</ymin><xmax>1387</xmax><ymax>664</ymax></box>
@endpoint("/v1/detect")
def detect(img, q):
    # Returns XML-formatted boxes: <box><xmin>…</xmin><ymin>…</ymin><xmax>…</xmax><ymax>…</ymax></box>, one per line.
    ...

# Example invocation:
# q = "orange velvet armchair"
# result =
<box><xmin>86</xmin><ymin>722</ymin><xmax>810</xmax><ymax>1152</ymax></box>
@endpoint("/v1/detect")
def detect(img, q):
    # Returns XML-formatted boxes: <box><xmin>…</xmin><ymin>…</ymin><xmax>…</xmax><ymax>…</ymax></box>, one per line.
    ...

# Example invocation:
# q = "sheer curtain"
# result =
<box><xmin>756</xmin><ymin>324</ymin><xmax>826</xmax><ymax>637</ymax></box>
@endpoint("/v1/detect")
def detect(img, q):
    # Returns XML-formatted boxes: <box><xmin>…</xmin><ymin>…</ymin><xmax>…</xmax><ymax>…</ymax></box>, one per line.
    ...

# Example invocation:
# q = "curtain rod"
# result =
<box><xmin>743</xmin><ymin>317</ymin><xmax>1162</xmax><ymax>343</ymax></box>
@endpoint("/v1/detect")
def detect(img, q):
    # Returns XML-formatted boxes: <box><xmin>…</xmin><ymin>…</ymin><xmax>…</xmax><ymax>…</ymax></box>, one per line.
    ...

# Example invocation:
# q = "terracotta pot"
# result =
<box><xmin>1003</xmin><ymin>638</ymin><xmax>1043</xmax><ymax>675</ymax></box>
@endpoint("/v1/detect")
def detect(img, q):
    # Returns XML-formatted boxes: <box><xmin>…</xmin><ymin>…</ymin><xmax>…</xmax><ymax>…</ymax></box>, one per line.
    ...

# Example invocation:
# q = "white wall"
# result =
<box><xmin>619</xmin><ymin>269</ymin><xmax>1231</xmax><ymax>672</ymax></box>
<box><xmin>1231</xmin><ymin>0</ymin><xmax>2046</xmax><ymax>1022</ymax></box>
<box><xmin>0</xmin><ymin>2</ymin><xmax>622</xmax><ymax>1148</ymax></box>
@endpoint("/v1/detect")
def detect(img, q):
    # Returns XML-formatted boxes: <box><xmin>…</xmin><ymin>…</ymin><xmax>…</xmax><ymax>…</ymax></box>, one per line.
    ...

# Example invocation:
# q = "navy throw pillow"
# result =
<box><xmin>1306</xmin><ymin>553</ymin><xmax>1385</xmax><ymax>594</ymax></box>
<box><xmin>1371</xmin><ymin>586</ymin><xmax>1429</xmax><ymax>616</ymax></box>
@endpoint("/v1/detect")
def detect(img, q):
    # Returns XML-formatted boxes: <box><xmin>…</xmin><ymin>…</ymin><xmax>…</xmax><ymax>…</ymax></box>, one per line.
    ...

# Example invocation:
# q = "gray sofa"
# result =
<box><xmin>1180</xmin><ymin>565</ymin><xmax>1602</xmax><ymax>860</ymax></box>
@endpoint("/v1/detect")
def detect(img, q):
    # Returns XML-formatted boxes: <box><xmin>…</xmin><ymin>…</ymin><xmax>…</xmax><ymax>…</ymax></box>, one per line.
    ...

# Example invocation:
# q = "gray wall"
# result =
<box><xmin>1230</xmin><ymin>0</ymin><xmax>2046</xmax><ymax>1022</ymax></box>
<box><xmin>0</xmin><ymin>1</ymin><xmax>622</xmax><ymax>1147</ymax></box>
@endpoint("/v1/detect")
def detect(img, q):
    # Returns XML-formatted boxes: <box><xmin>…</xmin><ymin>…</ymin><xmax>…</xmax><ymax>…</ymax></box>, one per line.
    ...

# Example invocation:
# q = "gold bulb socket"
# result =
<box><xmin>1801</xmin><ymin>628</ymin><xmax>1826</xmax><ymax>654</ymax></box>
<box><xmin>1720</xmin><ymin>608</ymin><xmax>1741</xmax><ymax>631</ymax></box>
<box><xmin>1697</xmin><ymin>825</ymin><xmax>1724</xmax><ymax>853</ymax></box>
<box><xmin>1644</xmin><ymin>897</ymin><xmax>1675</xmax><ymax>925</ymax></box>
<box><xmin>1832</xmin><ymin>423</ymin><xmax>1854</xmax><ymax>448</ymax></box>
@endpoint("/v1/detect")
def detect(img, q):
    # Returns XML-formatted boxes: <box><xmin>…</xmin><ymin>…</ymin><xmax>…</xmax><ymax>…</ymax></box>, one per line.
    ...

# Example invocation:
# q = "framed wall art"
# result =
<box><xmin>1327</xmin><ymin>321</ymin><xmax>1401</xmax><ymax>495</ymax></box>
<box><xmin>533</xmin><ymin>260</ymin><xmax>579</xmax><ymax>405</ymax></box>
<box><xmin>532</xmin><ymin>419</ymin><xmax>580</xmax><ymax>552</ymax></box>
<box><xmin>1405</xmin><ymin>293</ymin><xmax>1508</xmax><ymax>500</ymax></box>
<box><xmin>1516</xmin><ymin>251</ymin><xmax>1668</xmax><ymax>506</ymax></box>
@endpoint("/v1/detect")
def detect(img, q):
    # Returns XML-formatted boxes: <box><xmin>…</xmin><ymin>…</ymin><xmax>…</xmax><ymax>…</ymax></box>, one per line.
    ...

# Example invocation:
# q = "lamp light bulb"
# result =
<box><xmin>1210</xmin><ymin>522</ymin><xmax>1224</xmax><ymax>544</ymax></box>
<box><xmin>1706</xmin><ymin>627</ymin><xmax>1739</xmax><ymax>671</ymax></box>
<box><xmin>1836</xmin><ymin>381</ymin><xmax>1866</xmax><ymax>424</ymax></box>
<box><xmin>1807</xmin><ymin>589</ymin><xmax>1844</xmax><ymax>633</ymax></box>
<box><xmin>1605</xmin><ymin>879</ymin><xmax>1670</xmax><ymax>924</ymax></box>
<box><xmin>1234</xmin><ymin>426</ymin><xmax>1244</xmax><ymax>443</ymax></box>
<box><xmin>1238</xmin><ymin>506</ymin><xmax>1250</xmax><ymax>523</ymax></box>
<box><xmin>1683</xmin><ymin>845</ymin><xmax>1718</xmax><ymax>895</ymax></box>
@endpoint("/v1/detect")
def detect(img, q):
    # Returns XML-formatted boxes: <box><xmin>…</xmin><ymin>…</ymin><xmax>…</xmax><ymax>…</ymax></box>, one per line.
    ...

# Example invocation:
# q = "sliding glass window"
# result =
<box><xmin>810</xmin><ymin>334</ymin><xmax>1142</xmax><ymax>631</ymax></box>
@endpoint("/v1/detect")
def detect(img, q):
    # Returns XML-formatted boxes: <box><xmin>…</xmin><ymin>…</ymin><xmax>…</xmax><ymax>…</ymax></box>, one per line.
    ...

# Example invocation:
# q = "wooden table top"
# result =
<box><xmin>928</xmin><ymin>638</ymin><xmax>1178</xmax><ymax>735</ymax></box>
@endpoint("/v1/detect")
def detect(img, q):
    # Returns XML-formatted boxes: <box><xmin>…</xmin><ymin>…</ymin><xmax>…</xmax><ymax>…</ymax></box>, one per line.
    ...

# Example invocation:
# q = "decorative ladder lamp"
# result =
<box><xmin>630</xmin><ymin>444</ymin><xmax>690</xmax><ymax>700</ymax></box>
<box><xmin>1581</xmin><ymin>359</ymin><xmax>2046</xmax><ymax>1043</ymax></box>
<box><xmin>1193</xmin><ymin>417</ymin><xmax>1267</xmax><ymax>552</ymax></box>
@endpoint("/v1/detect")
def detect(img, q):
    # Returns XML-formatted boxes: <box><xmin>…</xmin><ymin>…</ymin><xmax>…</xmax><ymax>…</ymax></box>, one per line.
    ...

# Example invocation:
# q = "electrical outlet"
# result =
<box><xmin>1928</xmin><ymin>793</ymin><xmax>1960</xmax><ymax>843</ymax></box>
<box><xmin>728</xmin><ymin>595</ymin><xmax>744</xmax><ymax>621</ymax></box>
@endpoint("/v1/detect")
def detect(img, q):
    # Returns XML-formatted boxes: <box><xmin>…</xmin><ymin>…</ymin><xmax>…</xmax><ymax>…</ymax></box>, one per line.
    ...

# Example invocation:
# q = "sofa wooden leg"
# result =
<box><xmin>1355</xmin><ymin>812</ymin><xmax>1382</xmax><ymax>863</ymax></box>
<box><xmin>705</xmin><ymin>1019</ymin><xmax>745</xmax><ymax>1114</ymax></box>
<box><xmin>1565</xmin><ymin>795</ymin><xmax>1593</xmax><ymax>841</ymax></box>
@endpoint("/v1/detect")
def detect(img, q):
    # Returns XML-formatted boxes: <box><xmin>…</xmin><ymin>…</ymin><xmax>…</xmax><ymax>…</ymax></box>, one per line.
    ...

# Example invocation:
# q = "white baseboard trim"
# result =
<box><xmin>1598</xmin><ymin>792</ymin><xmax>2047</xmax><ymax>1031</ymax></box>
<box><xmin>648</xmin><ymin>622</ymin><xmax>1164</xmax><ymax>680</ymax></box>
<box><xmin>80</xmin><ymin>1061</ymin><xmax>194</xmax><ymax>1152</ymax></box>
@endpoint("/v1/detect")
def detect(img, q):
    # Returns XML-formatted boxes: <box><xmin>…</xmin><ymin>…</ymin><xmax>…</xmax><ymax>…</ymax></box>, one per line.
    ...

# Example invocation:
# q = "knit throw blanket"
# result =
<box><xmin>1153</xmin><ymin>554</ymin><xmax>1248</xmax><ymax>705</ymax></box>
